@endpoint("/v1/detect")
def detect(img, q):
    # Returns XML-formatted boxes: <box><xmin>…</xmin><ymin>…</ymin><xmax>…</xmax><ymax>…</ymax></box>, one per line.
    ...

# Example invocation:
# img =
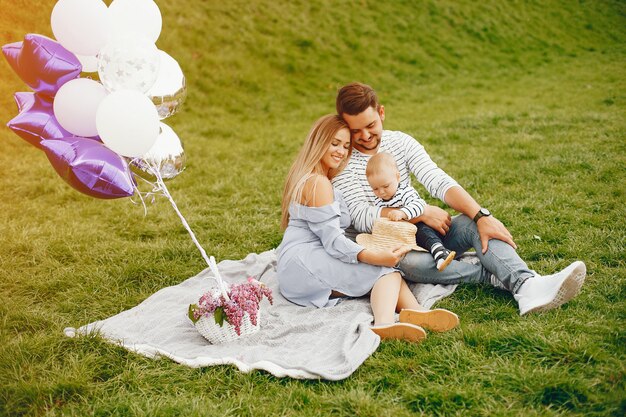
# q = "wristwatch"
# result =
<box><xmin>473</xmin><ymin>208</ymin><xmax>491</xmax><ymax>223</ymax></box>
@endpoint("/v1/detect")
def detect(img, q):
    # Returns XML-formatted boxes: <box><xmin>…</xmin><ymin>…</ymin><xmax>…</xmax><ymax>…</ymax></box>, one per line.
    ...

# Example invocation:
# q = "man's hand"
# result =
<box><xmin>417</xmin><ymin>205</ymin><xmax>452</xmax><ymax>235</ymax></box>
<box><xmin>476</xmin><ymin>216</ymin><xmax>517</xmax><ymax>253</ymax></box>
<box><xmin>387</xmin><ymin>210</ymin><xmax>407</xmax><ymax>221</ymax></box>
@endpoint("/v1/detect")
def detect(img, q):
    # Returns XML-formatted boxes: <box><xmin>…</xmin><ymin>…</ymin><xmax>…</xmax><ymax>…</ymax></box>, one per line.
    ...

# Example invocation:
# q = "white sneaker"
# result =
<box><xmin>514</xmin><ymin>261</ymin><xmax>586</xmax><ymax>315</ymax></box>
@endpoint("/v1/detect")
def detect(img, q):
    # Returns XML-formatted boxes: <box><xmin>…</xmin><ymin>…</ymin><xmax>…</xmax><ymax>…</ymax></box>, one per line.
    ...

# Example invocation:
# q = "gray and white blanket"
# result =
<box><xmin>65</xmin><ymin>250</ymin><xmax>461</xmax><ymax>380</ymax></box>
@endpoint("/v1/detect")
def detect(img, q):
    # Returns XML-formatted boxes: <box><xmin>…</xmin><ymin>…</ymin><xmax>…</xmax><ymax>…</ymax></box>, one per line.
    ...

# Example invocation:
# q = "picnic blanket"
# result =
<box><xmin>65</xmin><ymin>249</ymin><xmax>466</xmax><ymax>380</ymax></box>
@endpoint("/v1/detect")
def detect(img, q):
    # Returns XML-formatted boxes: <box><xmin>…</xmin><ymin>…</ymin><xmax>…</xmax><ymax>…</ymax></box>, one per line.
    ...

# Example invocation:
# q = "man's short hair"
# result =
<box><xmin>336</xmin><ymin>82</ymin><xmax>380</xmax><ymax>116</ymax></box>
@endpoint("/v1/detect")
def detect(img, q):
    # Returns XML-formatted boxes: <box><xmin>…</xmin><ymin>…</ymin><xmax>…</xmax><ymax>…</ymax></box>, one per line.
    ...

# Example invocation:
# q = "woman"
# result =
<box><xmin>276</xmin><ymin>114</ymin><xmax>458</xmax><ymax>343</ymax></box>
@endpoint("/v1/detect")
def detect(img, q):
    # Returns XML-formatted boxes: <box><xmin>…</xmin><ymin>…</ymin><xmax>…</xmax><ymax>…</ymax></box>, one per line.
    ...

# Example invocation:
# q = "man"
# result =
<box><xmin>332</xmin><ymin>82</ymin><xmax>586</xmax><ymax>315</ymax></box>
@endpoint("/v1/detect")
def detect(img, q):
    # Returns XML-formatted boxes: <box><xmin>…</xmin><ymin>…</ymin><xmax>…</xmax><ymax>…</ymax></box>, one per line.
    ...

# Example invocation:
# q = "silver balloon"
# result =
<box><xmin>130</xmin><ymin>122</ymin><xmax>186</xmax><ymax>181</ymax></box>
<box><xmin>97</xmin><ymin>36</ymin><xmax>160</xmax><ymax>93</ymax></box>
<box><xmin>147</xmin><ymin>50</ymin><xmax>186</xmax><ymax>119</ymax></box>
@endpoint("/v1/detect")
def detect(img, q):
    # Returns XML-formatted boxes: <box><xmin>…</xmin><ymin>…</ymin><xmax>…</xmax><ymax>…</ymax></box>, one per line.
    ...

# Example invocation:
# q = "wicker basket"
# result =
<box><xmin>195</xmin><ymin>311</ymin><xmax>260</xmax><ymax>344</ymax></box>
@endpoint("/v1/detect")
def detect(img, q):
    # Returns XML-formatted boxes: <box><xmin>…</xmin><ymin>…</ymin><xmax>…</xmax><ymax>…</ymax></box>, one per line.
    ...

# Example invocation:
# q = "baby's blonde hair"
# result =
<box><xmin>366</xmin><ymin>152</ymin><xmax>398</xmax><ymax>178</ymax></box>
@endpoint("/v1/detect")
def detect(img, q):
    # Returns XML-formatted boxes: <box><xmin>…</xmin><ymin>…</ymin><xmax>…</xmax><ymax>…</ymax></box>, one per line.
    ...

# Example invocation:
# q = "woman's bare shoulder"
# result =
<box><xmin>300</xmin><ymin>174</ymin><xmax>334</xmax><ymax>207</ymax></box>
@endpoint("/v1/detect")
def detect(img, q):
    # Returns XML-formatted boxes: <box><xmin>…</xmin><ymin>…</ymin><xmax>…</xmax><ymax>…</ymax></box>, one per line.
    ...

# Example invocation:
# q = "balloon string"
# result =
<box><xmin>129</xmin><ymin>170</ymin><xmax>159</xmax><ymax>215</ymax></box>
<box><xmin>130</xmin><ymin>182</ymin><xmax>149</xmax><ymax>216</ymax></box>
<box><xmin>146</xmin><ymin>163</ymin><xmax>230</xmax><ymax>300</ymax></box>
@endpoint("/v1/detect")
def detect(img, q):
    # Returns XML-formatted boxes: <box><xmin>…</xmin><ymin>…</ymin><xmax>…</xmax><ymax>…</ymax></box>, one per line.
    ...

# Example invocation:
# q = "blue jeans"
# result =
<box><xmin>415</xmin><ymin>222</ymin><xmax>445</xmax><ymax>253</ymax></box>
<box><xmin>398</xmin><ymin>215</ymin><xmax>535</xmax><ymax>293</ymax></box>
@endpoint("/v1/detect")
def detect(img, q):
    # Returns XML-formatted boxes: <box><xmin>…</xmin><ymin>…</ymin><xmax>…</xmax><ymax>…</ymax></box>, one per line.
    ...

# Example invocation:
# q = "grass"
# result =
<box><xmin>1</xmin><ymin>0</ymin><xmax>625</xmax><ymax>415</ymax></box>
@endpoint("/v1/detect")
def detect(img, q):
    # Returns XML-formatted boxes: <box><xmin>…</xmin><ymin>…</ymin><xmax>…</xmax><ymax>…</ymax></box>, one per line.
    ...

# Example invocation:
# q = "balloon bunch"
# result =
<box><xmin>3</xmin><ymin>0</ymin><xmax>187</xmax><ymax>199</ymax></box>
<box><xmin>4</xmin><ymin>0</ymin><xmax>229</xmax><ymax>291</ymax></box>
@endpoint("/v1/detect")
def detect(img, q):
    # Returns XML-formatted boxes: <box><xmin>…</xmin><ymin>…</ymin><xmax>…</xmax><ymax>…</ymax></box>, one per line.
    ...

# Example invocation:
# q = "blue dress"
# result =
<box><xmin>277</xmin><ymin>189</ymin><xmax>396</xmax><ymax>308</ymax></box>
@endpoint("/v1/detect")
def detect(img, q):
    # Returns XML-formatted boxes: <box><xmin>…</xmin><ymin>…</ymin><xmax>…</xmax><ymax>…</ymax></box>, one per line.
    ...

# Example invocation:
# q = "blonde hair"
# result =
<box><xmin>280</xmin><ymin>115</ymin><xmax>350</xmax><ymax>230</ymax></box>
<box><xmin>365</xmin><ymin>152</ymin><xmax>398</xmax><ymax>178</ymax></box>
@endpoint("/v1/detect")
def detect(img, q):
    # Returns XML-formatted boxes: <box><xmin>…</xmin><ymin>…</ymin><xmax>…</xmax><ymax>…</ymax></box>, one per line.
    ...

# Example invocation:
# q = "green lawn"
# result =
<box><xmin>1</xmin><ymin>1</ymin><xmax>624</xmax><ymax>416</ymax></box>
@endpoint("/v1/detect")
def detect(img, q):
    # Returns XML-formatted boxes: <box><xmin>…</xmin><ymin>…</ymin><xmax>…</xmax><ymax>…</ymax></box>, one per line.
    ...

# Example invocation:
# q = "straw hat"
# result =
<box><xmin>356</xmin><ymin>218</ymin><xmax>426</xmax><ymax>252</ymax></box>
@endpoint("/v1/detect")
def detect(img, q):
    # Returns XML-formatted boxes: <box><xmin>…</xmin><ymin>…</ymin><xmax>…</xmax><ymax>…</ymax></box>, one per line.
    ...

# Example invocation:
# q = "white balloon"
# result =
<box><xmin>51</xmin><ymin>0</ymin><xmax>110</xmax><ymax>56</ymax></box>
<box><xmin>53</xmin><ymin>78</ymin><xmax>107</xmax><ymax>137</ymax></box>
<box><xmin>97</xmin><ymin>36</ymin><xmax>160</xmax><ymax>93</ymax></box>
<box><xmin>96</xmin><ymin>90</ymin><xmax>160</xmax><ymax>157</ymax></box>
<box><xmin>147</xmin><ymin>51</ymin><xmax>187</xmax><ymax>119</ymax></box>
<box><xmin>109</xmin><ymin>0</ymin><xmax>162</xmax><ymax>44</ymax></box>
<box><xmin>76</xmin><ymin>54</ymin><xmax>99</xmax><ymax>73</ymax></box>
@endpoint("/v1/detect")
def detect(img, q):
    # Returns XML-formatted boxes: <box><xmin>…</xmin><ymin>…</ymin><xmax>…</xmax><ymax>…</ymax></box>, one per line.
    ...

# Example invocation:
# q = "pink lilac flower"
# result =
<box><xmin>194</xmin><ymin>280</ymin><xmax>273</xmax><ymax>336</ymax></box>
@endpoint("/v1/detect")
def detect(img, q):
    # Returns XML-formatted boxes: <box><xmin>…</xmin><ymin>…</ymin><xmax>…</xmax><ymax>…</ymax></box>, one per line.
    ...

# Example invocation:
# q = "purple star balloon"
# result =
<box><xmin>2</xmin><ymin>34</ymin><xmax>82</xmax><ymax>97</ymax></box>
<box><xmin>40</xmin><ymin>137</ymin><xmax>135</xmax><ymax>199</ymax></box>
<box><xmin>7</xmin><ymin>92</ymin><xmax>72</xmax><ymax>148</ymax></box>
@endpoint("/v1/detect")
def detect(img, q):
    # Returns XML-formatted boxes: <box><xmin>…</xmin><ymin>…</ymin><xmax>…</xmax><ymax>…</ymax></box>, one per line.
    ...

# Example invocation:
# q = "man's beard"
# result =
<box><xmin>357</xmin><ymin>135</ymin><xmax>380</xmax><ymax>150</ymax></box>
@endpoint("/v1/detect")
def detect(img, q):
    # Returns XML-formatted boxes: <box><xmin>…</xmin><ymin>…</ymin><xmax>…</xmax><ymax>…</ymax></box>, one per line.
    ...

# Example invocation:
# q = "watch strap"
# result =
<box><xmin>473</xmin><ymin>208</ymin><xmax>491</xmax><ymax>222</ymax></box>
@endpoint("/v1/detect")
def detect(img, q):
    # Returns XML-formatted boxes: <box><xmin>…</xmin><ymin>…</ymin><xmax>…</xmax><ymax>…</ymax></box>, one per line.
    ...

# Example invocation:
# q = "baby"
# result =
<box><xmin>366</xmin><ymin>152</ymin><xmax>456</xmax><ymax>271</ymax></box>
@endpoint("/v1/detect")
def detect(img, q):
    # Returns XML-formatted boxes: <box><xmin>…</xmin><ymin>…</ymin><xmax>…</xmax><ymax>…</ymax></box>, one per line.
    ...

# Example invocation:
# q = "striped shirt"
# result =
<box><xmin>332</xmin><ymin>130</ymin><xmax>459</xmax><ymax>235</ymax></box>
<box><xmin>373</xmin><ymin>181</ymin><xmax>424</xmax><ymax>220</ymax></box>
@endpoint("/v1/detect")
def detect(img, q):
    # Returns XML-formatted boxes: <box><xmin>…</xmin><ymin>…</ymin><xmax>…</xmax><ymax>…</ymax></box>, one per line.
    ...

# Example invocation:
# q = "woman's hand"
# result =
<box><xmin>358</xmin><ymin>245</ymin><xmax>413</xmax><ymax>267</ymax></box>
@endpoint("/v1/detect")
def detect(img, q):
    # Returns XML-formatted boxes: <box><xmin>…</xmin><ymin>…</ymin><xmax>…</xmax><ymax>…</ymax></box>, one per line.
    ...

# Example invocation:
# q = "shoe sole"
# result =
<box><xmin>370</xmin><ymin>323</ymin><xmax>427</xmax><ymax>343</ymax></box>
<box><xmin>399</xmin><ymin>308</ymin><xmax>460</xmax><ymax>332</ymax></box>
<box><xmin>437</xmin><ymin>251</ymin><xmax>456</xmax><ymax>271</ymax></box>
<box><xmin>523</xmin><ymin>261</ymin><xmax>586</xmax><ymax>315</ymax></box>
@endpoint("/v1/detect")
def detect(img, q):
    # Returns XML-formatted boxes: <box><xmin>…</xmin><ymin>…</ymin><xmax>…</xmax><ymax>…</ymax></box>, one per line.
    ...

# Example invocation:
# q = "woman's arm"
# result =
<box><xmin>303</xmin><ymin>176</ymin><xmax>410</xmax><ymax>267</ymax></box>
<box><xmin>300</xmin><ymin>174</ymin><xmax>334</xmax><ymax>207</ymax></box>
<box><xmin>357</xmin><ymin>246</ymin><xmax>413</xmax><ymax>268</ymax></box>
